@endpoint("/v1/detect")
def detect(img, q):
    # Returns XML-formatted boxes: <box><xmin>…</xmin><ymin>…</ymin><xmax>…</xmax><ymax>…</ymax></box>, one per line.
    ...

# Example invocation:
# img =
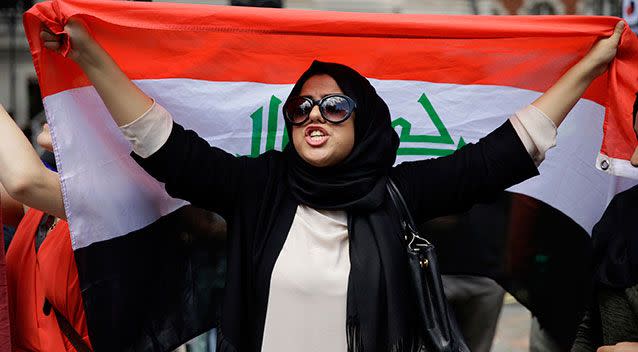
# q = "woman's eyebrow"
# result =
<box><xmin>318</xmin><ymin>92</ymin><xmax>343</xmax><ymax>99</ymax></box>
<box><xmin>299</xmin><ymin>92</ymin><xmax>341</xmax><ymax>100</ymax></box>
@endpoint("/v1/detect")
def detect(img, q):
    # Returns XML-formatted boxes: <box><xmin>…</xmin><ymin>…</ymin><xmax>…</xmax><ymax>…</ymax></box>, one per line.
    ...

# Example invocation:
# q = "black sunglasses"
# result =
<box><xmin>283</xmin><ymin>94</ymin><xmax>357</xmax><ymax>126</ymax></box>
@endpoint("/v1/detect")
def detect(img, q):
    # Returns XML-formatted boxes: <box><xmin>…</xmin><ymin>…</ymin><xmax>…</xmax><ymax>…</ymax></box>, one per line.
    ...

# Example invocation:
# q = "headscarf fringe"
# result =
<box><xmin>347</xmin><ymin>317</ymin><xmax>428</xmax><ymax>352</ymax></box>
<box><xmin>388</xmin><ymin>338</ymin><xmax>427</xmax><ymax>352</ymax></box>
<box><xmin>346</xmin><ymin>316</ymin><xmax>363</xmax><ymax>352</ymax></box>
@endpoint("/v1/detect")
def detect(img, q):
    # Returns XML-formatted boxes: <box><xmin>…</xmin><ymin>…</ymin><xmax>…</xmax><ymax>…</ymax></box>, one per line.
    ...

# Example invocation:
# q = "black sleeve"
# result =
<box><xmin>391</xmin><ymin>120</ymin><xmax>538</xmax><ymax>222</ymax></box>
<box><xmin>131</xmin><ymin>122</ymin><xmax>256</xmax><ymax>219</ymax></box>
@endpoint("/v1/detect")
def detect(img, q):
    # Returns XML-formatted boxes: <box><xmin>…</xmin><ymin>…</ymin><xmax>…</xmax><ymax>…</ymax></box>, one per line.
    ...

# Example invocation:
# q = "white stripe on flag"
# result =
<box><xmin>44</xmin><ymin>78</ymin><xmax>635</xmax><ymax>249</ymax></box>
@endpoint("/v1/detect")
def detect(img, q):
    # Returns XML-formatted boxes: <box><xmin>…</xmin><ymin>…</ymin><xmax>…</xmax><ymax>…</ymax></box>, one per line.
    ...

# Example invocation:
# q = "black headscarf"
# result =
<box><xmin>283</xmin><ymin>61</ymin><xmax>422</xmax><ymax>351</ymax></box>
<box><xmin>284</xmin><ymin>61</ymin><xmax>399</xmax><ymax>211</ymax></box>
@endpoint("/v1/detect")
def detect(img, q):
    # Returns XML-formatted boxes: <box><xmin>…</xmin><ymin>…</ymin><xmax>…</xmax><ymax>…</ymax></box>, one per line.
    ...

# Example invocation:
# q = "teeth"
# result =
<box><xmin>310</xmin><ymin>130</ymin><xmax>325</xmax><ymax>137</ymax></box>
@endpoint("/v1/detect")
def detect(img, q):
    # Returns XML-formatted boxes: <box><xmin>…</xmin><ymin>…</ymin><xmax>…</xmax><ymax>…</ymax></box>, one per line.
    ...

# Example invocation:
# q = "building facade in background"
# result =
<box><xmin>0</xmin><ymin>0</ymin><xmax>623</xmax><ymax>129</ymax></box>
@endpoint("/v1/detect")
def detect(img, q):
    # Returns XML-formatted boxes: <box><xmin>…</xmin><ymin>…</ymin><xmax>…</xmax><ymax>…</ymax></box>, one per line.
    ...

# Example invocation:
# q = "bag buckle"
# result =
<box><xmin>406</xmin><ymin>225</ymin><xmax>431</xmax><ymax>251</ymax></box>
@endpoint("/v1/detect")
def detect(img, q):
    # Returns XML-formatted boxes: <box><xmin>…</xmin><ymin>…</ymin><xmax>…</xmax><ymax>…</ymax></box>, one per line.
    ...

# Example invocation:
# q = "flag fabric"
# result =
<box><xmin>22</xmin><ymin>0</ymin><xmax>638</xmax><ymax>350</ymax></box>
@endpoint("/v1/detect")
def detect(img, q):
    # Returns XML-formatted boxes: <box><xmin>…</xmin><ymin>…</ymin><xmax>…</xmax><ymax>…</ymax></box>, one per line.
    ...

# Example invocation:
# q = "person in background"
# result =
<box><xmin>570</xmin><ymin>183</ymin><xmax>638</xmax><ymax>352</ymax></box>
<box><xmin>0</xmin><ymin>105</ymin><xmax>92</xmax><ymax>351</ymax></box>
<box><xmin>0</xmin><ymin>184</ymin><xmax>22</xmax><ymax>250</ymax></box>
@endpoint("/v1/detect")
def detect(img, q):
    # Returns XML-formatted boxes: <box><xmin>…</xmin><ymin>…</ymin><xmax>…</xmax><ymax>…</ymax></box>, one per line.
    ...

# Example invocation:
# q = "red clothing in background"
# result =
<box><xmin>7</xmin><ymin>208</ymin><xmax>90</xmax><ymax>351</ymax></box>
<box><xmin>0</xmin><ymin>196</ymin><xmax>11</xmax><ymax>352</ymax></box>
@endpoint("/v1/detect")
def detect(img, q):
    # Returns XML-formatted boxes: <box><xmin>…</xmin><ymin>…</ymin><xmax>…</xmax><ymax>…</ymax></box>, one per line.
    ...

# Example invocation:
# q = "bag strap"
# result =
<box><xmin>386</xmin><ymin>179</ymin><xmax>432</xmax><ymax>248</ymax></box>
<box><xmin>386</xmin><ymin>179</ymin><xmax>417</xmax><ymax>233</ymax></box>
<box><xmin>35</xmin><ymin>214</ymin><xmax>55</xmax><ymax>253</ymax></box>
<box><xmin>44</xmin><ymin>299</ymin><xmax>93</xmax><ymax>352</ymax></box>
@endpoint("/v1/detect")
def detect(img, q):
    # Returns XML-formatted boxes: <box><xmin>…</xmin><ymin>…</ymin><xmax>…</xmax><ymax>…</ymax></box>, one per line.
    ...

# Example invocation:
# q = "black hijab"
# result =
<box><xmin>282</xmin><ymin>61</ymin><xmax>423</xmax><ymax>351</ymax></box>
<box><xmin>283</xmin><ymin>61</ymin><xmax>399</xmax><ymax>211</ymax></box>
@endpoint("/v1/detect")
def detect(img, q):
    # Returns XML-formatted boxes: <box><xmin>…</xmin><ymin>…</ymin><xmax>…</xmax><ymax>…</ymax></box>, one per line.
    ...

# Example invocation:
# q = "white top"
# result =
<box><xmin>120</xmin><ymin>101</ymin><xmax>557</xmax><ymax>351</ymax></box>
<box><xmin>261</xmin><ymin>205</ymin><xmax>349</xmax><ymax>352</ymax></box>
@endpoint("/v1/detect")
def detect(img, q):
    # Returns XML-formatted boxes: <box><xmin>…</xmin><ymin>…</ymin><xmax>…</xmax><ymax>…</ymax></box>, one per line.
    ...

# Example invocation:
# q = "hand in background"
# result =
<box><xmin>598</xmin><ymin>342</ymin><xmax>638</xmax><ymax>352</ymax></box>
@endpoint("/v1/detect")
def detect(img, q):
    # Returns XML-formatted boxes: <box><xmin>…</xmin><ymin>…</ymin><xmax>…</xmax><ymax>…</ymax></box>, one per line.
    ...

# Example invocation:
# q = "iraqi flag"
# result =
<box><xmin>23</xmin><ymin>0</ymin><xmax>638</xmax><ymax>350</ymax></box>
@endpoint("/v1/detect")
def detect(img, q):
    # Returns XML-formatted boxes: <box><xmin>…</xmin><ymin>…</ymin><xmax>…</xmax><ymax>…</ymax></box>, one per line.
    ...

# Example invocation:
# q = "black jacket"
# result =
<box><xmin>132</xmin><ymin>119</ymin><xmax>538</xmax><ymax>351</ymax></box>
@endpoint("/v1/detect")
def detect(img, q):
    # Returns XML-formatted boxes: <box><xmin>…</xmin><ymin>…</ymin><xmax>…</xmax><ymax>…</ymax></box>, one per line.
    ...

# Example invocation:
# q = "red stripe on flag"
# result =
<box><xmin>22</xmin><ymin>0</ymin><xmax>638</xmax><ymax>167</ymax></box>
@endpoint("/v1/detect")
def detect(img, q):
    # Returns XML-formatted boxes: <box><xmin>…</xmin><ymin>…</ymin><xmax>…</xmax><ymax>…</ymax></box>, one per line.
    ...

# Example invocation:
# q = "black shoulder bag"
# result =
<box><xmin>386</xmin><ymin>179</ymin><xmax>470</xmax><ymax>352</ymax></box>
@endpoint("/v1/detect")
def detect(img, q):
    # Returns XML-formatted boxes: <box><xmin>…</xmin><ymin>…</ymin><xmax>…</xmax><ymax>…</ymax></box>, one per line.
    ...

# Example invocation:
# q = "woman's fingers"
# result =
<box><xmin>610</xmin><ymin>21</ymin><xmax>625</xmax><ymax>44</ymax></box>
<box><xmin>39</xmin><ymin>30</ymin><xmax>58</xmax><ymax>42</ymax></box>
<box><xmin>581</xmin><ymin>21</ymin><xmax>625</xmax><ymax>78</ymax></box>
<box><xmin>43</xmin><ymin>41</ymin><xmax>61</xmax><ymax>51</ymax></box>
<box><xmin>39</xmin><ymin>20</ymin><xmax>95</xmax><ymax>64</ymax></box>
<box><xmin>39</xmin><ymin>24</ymin><xmax>64</xmax><ymax>53</ymax></box>
<box><xmin>64</xmin><ymin>19</ymin><xmax>91</xmax><ymax>46</ymax></box>
<box><xmin>601</xmin><ymin>21</ymin><xmax>624</xmax><ymax>53</ymax></box>
<box><xmin>598</xmin><ymin>21</ymin><xmax>624</xmax><ymax>62</ymax></box>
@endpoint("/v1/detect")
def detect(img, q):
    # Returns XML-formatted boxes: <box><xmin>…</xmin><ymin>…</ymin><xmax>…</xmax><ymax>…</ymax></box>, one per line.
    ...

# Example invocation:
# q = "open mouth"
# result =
<box><xmin>304</xmin><ymin>126</ymin><xmax>329</xmax><ymax>146</ymax></box>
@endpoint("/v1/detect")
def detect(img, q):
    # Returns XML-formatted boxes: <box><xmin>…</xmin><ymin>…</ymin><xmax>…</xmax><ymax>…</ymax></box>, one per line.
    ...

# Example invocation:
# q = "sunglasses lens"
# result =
<box><xmin>284</xmin><ymin>97</ymin><xmax>312</xmax><ymax>124</ymax></box>
<box><xmin>321</xmin><ymin>96</ymin><xmax>353</xmax><ymax>122</ymax></box>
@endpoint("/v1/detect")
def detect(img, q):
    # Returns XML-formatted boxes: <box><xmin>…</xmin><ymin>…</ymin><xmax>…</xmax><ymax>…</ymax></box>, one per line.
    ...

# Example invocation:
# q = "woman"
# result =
<box><xmin>0</xmin><ymin>106</ymin><xmax>92</xmax><ymax>351</ymax></box>
<box><xmin>42</xmin><ymin>19</ymin><xmax>625</xmax><ymax>352</ymax></box>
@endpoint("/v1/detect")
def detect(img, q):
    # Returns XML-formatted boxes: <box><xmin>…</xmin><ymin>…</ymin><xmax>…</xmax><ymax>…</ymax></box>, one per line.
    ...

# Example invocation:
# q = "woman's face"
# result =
<box><xmin>291</xmin><ymin>74</ymin><xmax>355</xmax><ymax>167</ymax></box>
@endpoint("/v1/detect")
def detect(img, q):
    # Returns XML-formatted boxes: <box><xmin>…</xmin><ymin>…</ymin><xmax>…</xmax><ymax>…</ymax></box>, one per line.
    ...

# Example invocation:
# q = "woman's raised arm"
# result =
<box><xmin>531</xmin><ymin>21</ymin><xmax>638</xmax><ymax>166</ymax></box>
<box><xmin>41</xmin><ymin>20</ymin><xmax>253</xmax><ymax>217</ymax></box>
<box><xmin>532</xmin><ymin>21</ymin><xmax>623</xmax><ymax>127</ymax></box>
<box><xmin>393</xmin><ymin>21</ymin><xmax>631</xmax><ymax>221</ymax></box>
